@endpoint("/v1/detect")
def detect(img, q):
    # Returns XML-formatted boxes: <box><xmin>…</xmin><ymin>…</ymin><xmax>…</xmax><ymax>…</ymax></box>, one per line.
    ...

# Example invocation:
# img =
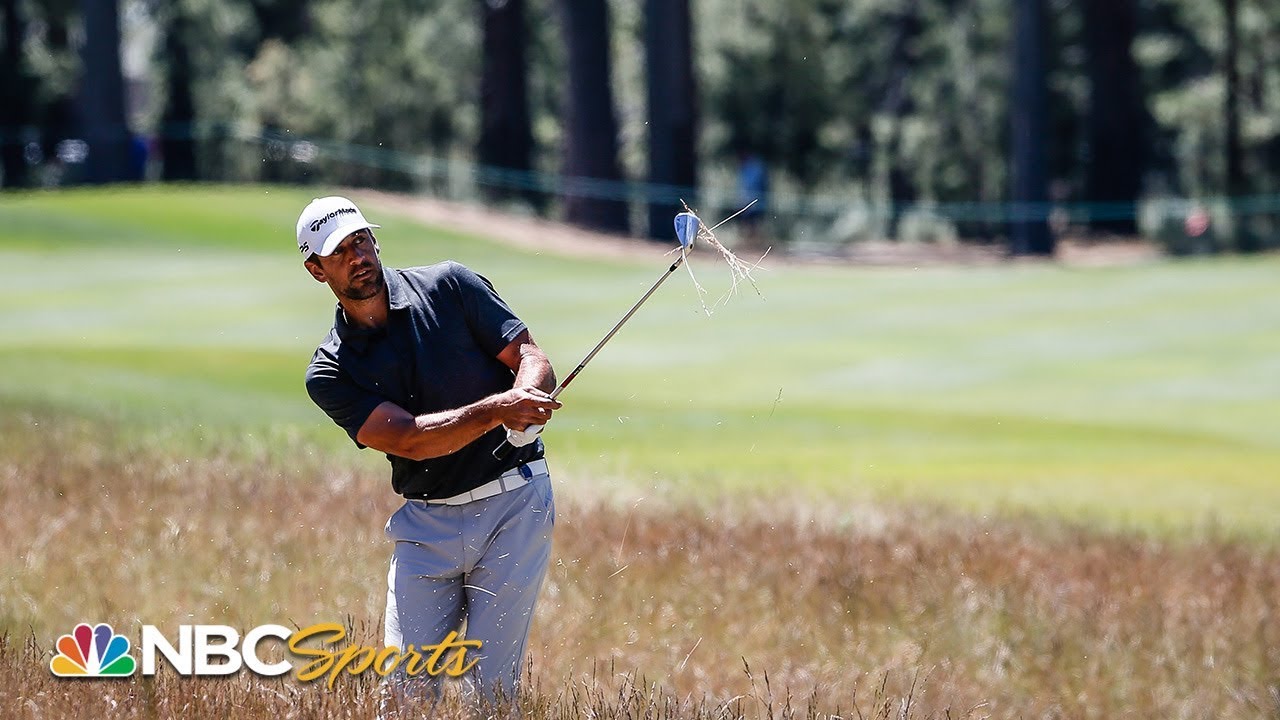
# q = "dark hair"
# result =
<box><xmin>305</xmin><ymin>253</ymin><xmax>320</xmax><ymax>265</ymax></box>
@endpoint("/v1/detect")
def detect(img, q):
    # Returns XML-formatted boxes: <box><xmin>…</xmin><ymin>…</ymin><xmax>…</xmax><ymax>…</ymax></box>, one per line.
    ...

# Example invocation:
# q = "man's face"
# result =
<box><xmin>305</xmin><ymin>229</ymin><xmax>385</xmax><ymax>301</ymax></box>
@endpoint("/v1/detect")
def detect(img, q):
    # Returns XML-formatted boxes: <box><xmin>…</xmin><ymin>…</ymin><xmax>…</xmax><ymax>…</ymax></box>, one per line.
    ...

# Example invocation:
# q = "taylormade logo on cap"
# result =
<box><xmin>308</xmin><ymin>207</ymin><xmax>358</xmax><ymax>233</ymax></box>
<box><xmin>296</xmin><ymin>196</ymin><xmax>380</xmax><ymax>257</ymax></box>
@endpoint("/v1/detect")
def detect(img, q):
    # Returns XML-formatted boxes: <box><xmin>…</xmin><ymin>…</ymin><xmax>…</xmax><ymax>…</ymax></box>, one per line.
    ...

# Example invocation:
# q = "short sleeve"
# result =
<box><xmin>446</xmin><ymin>262</ymin><xmax>527</xmax><ymax>356</ymax></box>
<box><xmin>305</xmin><ymin>349</ymin><xmax>386</xmax><ymax>448</ymax></box>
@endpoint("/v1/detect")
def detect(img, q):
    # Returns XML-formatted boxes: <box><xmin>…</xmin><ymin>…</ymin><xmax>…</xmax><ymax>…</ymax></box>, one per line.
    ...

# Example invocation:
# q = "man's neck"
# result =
<box><xmin>340</xmin><ymin>291</ymin><xmax>389</xmax><ymax>330</ymax></box>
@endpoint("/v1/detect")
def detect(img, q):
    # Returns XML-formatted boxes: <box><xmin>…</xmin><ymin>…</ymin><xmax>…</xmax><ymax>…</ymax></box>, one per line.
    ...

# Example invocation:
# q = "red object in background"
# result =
<box><xmin>1184</xmin><ymin>207</ymin><xmax>1210</xmax><ymax>237</ymax></box>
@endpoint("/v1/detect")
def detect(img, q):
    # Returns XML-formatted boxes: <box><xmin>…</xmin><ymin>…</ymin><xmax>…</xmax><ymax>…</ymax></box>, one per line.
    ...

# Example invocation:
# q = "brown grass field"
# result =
<box><xmin>2</xmin><ymin>414</ymin><xmax>1278</xmax><ymax>719</ymax></box>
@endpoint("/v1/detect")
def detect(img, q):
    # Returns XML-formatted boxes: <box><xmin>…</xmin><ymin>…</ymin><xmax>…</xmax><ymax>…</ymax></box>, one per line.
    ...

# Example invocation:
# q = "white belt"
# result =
<box><xmin>423</xmin><ymin>459</ymin><xmax>549</xmax><ymax>506</ymax></box>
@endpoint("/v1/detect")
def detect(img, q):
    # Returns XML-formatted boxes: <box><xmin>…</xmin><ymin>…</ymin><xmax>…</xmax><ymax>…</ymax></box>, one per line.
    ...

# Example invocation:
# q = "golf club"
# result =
<box><xmin>492</xmin><ymin>212</ymin><xmax>701</xmax><ymax>461</ymax></box>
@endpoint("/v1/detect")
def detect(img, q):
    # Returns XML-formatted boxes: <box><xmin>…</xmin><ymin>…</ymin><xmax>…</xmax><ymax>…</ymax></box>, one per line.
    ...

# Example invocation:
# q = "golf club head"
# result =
<box><xmin>674</xmin><ymin>212</ymin><xmax>699</xmax><ymax>251</ymax></box>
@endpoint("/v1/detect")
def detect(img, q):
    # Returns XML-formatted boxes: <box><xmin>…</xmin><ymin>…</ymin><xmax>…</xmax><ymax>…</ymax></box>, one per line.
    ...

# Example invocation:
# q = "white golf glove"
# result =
<box><xmin>505</xmin><ymin>423</ymin><xmax>544</xmax><ymax>447</ymax></box>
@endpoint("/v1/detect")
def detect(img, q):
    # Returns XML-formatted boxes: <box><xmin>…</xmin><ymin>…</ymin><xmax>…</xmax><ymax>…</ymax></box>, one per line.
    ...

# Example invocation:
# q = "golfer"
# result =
<box><xmin>297</xmin><ymin>196</ymin><xmax>560</xmax><ymax>701</ymax></box>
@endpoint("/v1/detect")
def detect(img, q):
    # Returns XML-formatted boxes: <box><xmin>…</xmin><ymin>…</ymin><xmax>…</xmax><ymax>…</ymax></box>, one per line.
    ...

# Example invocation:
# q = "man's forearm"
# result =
<box><xmin>359</xmin><ymin>398</ymin><xmax>501</xmax><ymax>462</ymax></box>
<box><xmin>514</xmin><ymin>347</ymin><xmax>556</xmax><ymax>395</ymax></box>
<box><xmin>409</xmin><ymin>400</ymin><xmax>503</xmax><ymax>457</ymax></box>
<box><xmin>358</xmin><ymin>382</ymin><xmax>560</xmax><ymax>462</ymax></box>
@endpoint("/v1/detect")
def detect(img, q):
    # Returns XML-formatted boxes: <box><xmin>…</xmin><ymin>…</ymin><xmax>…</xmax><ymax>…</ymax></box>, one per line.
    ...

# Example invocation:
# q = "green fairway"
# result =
<box><xmin>2</xmin><ymin>185</ymin><xmax>1278</xmax><ymax>535</ymax></box>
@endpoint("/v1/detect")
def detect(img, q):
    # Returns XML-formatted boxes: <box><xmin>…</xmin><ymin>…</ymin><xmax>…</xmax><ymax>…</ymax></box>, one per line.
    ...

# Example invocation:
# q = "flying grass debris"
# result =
<box><xmin>672</xmin><ymin>200</ymin><xmax>769</xmax><ymax>315</ymax></box>
<box><xmin>492</xmin><ymin>204</ymin><xmax>769</xmax><ymax>459</ymax></box>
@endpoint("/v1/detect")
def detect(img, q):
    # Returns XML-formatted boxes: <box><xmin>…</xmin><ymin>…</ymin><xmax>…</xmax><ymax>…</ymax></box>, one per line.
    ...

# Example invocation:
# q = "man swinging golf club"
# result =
<box><xmin>298</xmin><ymin>196</ymin><xmax>560</xmax><ymax>703</ymax></box>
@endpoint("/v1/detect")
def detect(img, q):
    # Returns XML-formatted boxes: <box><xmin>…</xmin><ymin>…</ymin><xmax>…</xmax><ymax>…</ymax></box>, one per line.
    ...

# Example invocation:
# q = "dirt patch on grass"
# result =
<box><xmin>356</xmin><ymin>190</ymin><xmax>1166</xmax><ymax>268</ymax></box>
<box><xmin>358</xmin><ymin>190</ymin><xmax>676</xmax><ymax>263</ymax></box>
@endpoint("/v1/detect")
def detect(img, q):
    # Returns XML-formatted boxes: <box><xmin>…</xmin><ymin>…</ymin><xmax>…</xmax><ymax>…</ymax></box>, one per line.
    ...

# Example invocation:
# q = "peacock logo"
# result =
<box><xmin>50</xmin><ymin>623</ymin><xmax>136</xmax><ymax>677</ymax></box>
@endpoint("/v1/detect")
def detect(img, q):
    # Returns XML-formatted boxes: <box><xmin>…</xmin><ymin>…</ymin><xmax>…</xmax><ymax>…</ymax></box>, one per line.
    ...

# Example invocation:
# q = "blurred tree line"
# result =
<box><xmin>1</xmin><ymin>0</ymin><xmax>1277</xmax><ymax>253</ymax></box>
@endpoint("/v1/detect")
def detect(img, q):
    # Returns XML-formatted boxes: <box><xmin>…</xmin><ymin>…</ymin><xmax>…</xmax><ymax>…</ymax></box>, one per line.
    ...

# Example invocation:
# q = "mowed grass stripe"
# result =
<box><xmin>2</xmin><ymin>185</ymin><xmax>1278</xmax><ymax>535</ymax></box>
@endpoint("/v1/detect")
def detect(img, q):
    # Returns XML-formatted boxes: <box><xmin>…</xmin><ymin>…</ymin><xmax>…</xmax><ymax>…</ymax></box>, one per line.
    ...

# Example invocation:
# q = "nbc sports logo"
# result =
<box><xmin>46</xmin><ymin>621</ymin><xmax>479</xmax><ymax>684</ymax></box>
<box><xmin>50</xmin><ymin>623</ymin><xmax>136</xmax><ymax>677</ymax></box>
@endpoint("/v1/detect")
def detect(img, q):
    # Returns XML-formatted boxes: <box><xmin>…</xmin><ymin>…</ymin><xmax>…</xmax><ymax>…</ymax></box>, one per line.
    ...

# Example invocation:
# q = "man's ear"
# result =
<box><xmin>304</xmin><ymin>257</ymin><xmax>327</xmax><ymax>283</ymax></box>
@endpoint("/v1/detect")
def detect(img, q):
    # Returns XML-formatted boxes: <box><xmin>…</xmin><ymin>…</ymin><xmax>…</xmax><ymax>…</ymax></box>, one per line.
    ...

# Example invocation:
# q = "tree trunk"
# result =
<box><xmin>558</xmin><ymin>0</ymin><xmax>629</xmax><ymax>234</ymax></box>
<box><xmin>37</xmin><ymin>8</ymin><xmax>75</xmax><ymax>176</ymax></box>
<box><xmin>644</xmin><ymin>0</ymin><xmax>697</xmax><ymax>240</ymax></box>
<box><xmin>249</xmin><ymin>0</ymin><xmax>309</xmax><ymax>44</ymax></box>
<box><xmin>879</xmin><ymin>3</ymin><xmax>920</xmax><ymax>241</ymax></box>
<box><xmin>160</xmin><ymin>0</ymin><xmax>197</xmax><ymax>181</ymax></box>
<box><xmin>1</xmin><ymin>0</ymin><xmax>31</xmax><ymax>187</ymax></box>
<box><xmin>886</xmin><ymin>129</ymin><xmax>917</xmax><ymax>241</ymax></box>
<box><xmin>1083</xmin><ymin>0</ymin><xmax>1142</xmax><ymax>236</ymax></box>
<box><xmin>1223</xmin><ymin>0</ymin><xmax>1256</xmax><ymax>251</ymax></box>
<box><xmin>1009</xmin><ymin>0</ymin><xmax>1054</xmax><ymax>256</ymax></box>
<box><xmin>477</xmin><ymin>0</ymin><xmax>534</xmax><ymax>204</ymax></box>
<box><xmin>77</xmin><ymin>0</ymin><xmax>132</xmax><ymax>184</ymax></box>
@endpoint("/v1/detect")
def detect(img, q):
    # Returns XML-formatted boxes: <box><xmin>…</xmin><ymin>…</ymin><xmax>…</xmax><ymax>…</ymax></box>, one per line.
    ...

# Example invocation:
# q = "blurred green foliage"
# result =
<box><xmin>8</xmin><ymin>0</ymin><xmax>1280</xmax><ymax>247</ymax></box>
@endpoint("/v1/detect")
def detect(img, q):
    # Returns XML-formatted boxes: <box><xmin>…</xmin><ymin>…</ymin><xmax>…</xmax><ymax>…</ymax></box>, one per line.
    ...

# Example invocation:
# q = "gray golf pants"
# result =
<box><xmin>382</xmin><ymin>470</ymin><xmax>554</xmax><ymax>700</ymax></box>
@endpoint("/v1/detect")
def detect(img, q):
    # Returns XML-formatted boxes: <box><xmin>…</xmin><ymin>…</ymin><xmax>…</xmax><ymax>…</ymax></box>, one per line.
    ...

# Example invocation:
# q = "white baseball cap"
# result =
<box><xmin>296</xmin><ymin>196</ymin><xmax>380</xmax><ymax>257</ymax></box>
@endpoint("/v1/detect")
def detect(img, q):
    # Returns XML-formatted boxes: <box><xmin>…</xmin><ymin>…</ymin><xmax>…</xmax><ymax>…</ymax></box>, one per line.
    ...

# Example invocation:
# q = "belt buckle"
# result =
<box><xmin>518</xmin><ymin>463</ymin><xmax>534</xmax><ymax>480</ymax></box>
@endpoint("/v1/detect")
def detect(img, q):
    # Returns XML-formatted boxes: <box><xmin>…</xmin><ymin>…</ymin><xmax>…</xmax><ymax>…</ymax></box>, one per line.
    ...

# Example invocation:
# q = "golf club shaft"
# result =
<box><xmin>493</xmin><ymin>255</ymin><xmax>686</xmax><ymax>460</ymax></box>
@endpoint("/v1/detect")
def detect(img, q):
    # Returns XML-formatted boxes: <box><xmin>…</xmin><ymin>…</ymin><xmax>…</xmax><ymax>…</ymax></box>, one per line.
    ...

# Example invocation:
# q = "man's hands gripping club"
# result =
<box><xmin>494</xmin><ymin>386</ymin><xmax>559</xmax><ymax>448</ymax></box>
<box><xmin>497</xmin><ymin>328</ymin><xmax>560</xmax><ymax>447</ymax></box>
<box><xmin>354</xmin><ymin>330</ymin><xmax>559</xmax><ymax>461</ymax></box>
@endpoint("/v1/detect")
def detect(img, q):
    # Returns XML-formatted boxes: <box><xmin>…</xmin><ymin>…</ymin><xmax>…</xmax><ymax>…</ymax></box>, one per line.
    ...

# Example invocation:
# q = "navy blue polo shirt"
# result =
<box><xmin>305</xmin><ymin>262</ymin><xmax>545</xmax><ymax>499</ymax></box>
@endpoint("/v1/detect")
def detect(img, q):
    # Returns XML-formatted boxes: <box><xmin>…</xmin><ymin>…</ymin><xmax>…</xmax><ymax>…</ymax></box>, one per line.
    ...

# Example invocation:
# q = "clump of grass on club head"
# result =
<box><xmin>675</xmin><ymin>200</ymin><xmax>769</xmax><ymax>315</ymax></box>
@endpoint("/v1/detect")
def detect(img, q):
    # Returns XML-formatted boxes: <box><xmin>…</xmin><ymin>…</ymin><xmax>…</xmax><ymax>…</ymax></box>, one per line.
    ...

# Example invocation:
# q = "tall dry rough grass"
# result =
<box><xmin>1</xmin><ymin>414</ymin><xmax>1278</xmax><ymax>718</ymax></box>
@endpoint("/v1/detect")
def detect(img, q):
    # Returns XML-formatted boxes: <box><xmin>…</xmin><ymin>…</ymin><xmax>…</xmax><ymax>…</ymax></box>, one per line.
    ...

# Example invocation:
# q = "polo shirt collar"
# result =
<box><xmin>332</xmin><ymin>266</ymin><xmax>407</xmax><ymax>352</ymax></box>
<box><xmin>384</xmin><ymin>266</ymin><xmax>410</xmax><ymax>310</ymax></box>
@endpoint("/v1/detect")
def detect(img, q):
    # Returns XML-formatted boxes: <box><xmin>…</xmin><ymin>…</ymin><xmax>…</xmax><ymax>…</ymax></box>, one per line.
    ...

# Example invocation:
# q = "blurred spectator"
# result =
<box><xmin>737</xmin><ymin>149</ymin><xmax>769</xmax><ymax>249</ymax></box>
<box><xmin>129</xmin><ymin>134</ymin><xmax>149</xmax><ymax>181</ymax></box>
<box><xmin>1184</xmin><ymin>205</ymin><xmax>1210</xmax><ymax>238</ymax></box>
